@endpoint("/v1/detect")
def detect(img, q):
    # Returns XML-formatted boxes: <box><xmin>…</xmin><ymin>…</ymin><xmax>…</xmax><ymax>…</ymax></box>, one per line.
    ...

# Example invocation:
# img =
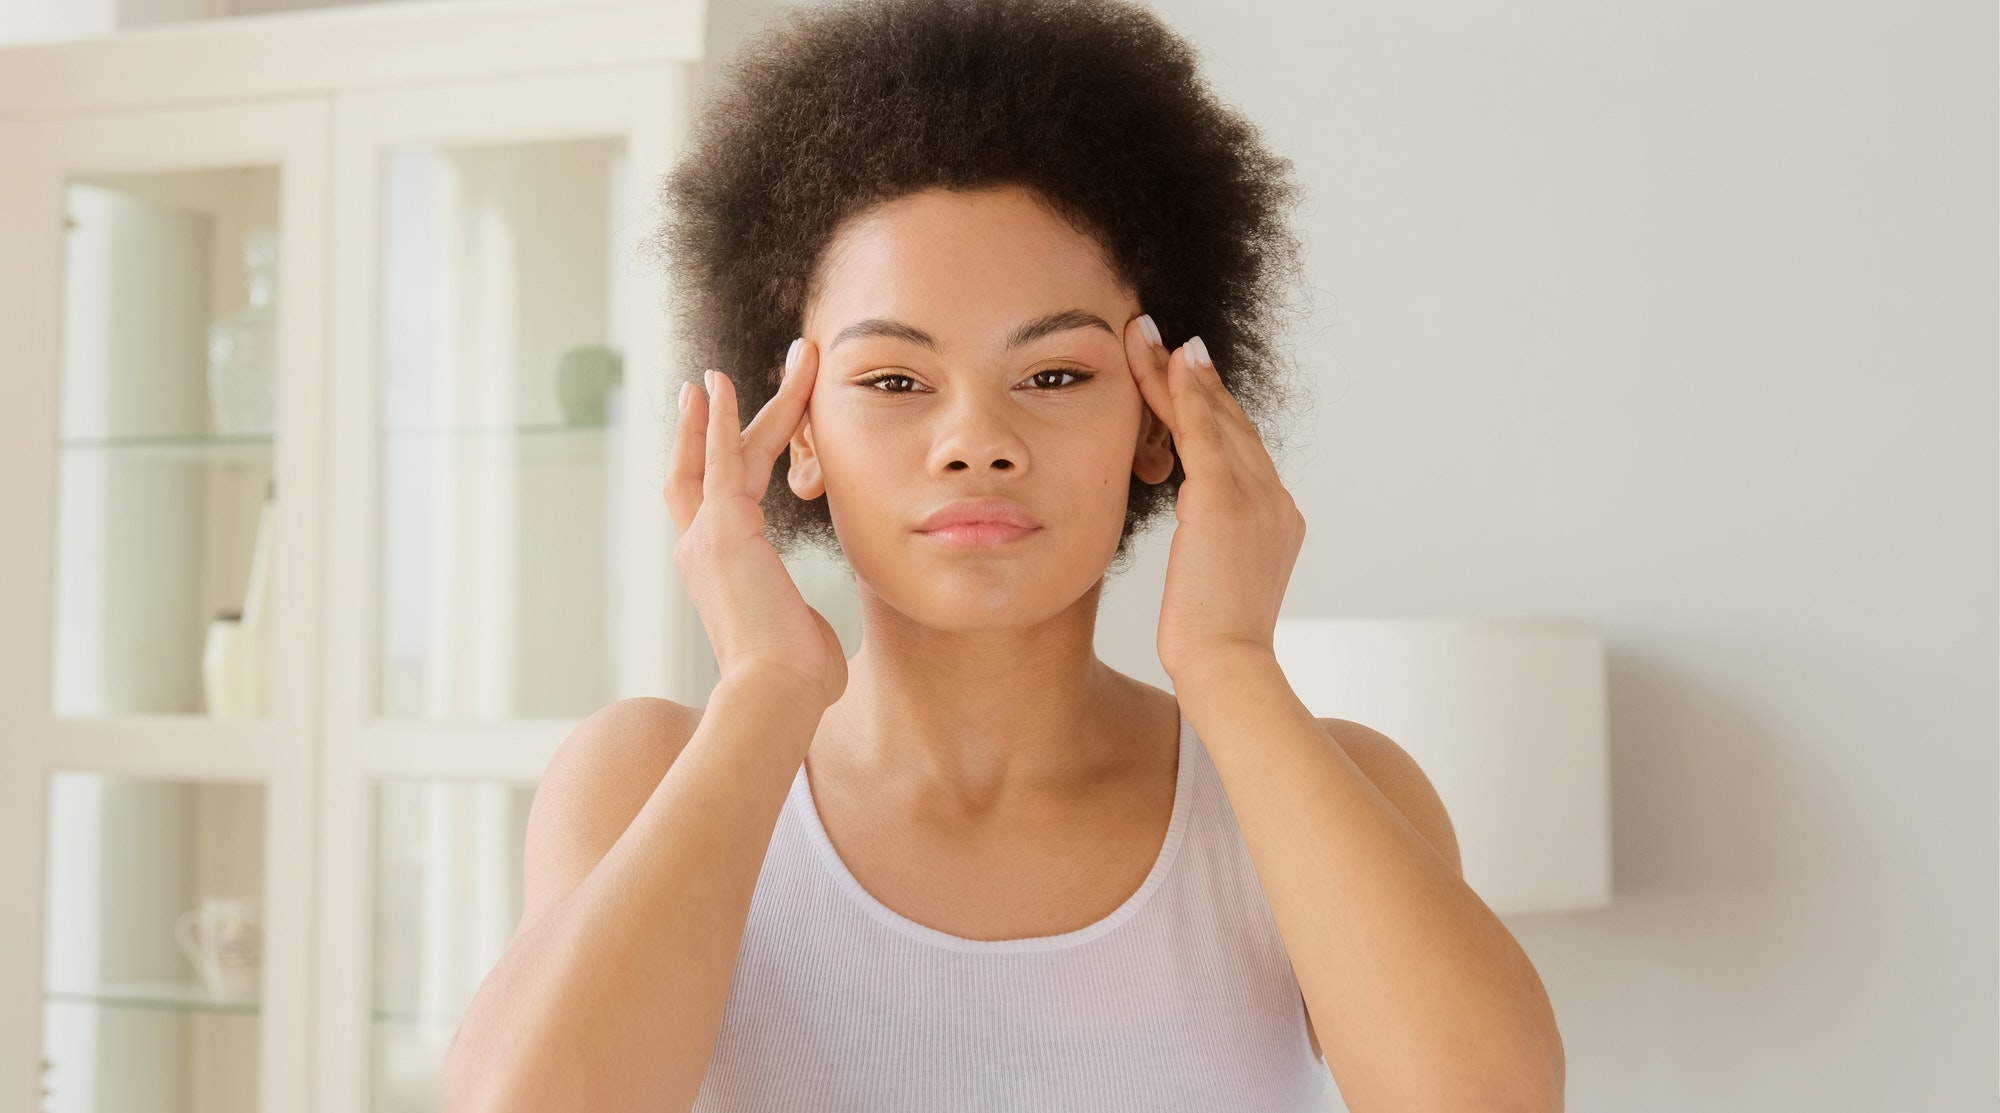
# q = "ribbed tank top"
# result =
<box><xmin>689</xmin><ymin>710</ymin><xmax>1339</xmax><ymax>1112</ymax></box>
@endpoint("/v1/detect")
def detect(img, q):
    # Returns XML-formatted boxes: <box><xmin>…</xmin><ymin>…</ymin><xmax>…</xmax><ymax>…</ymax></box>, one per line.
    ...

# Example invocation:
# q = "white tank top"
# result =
<box><xmin>690</xmin><ymin>710</ymin><xmax>1339</xmax><ymax>1111</ymax></box>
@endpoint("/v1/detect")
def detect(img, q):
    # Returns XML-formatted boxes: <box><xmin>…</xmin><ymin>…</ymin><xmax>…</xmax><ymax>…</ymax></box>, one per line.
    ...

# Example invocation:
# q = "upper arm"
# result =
<box><xmin>1315</xmin><ymin>717</ymin><xmax>1462</xmax><ymax>876</ymax></box>
<box><xmin>516</xmin><ymin>695</ymin><xmax>704</xmax><ymax>940</ymax></box>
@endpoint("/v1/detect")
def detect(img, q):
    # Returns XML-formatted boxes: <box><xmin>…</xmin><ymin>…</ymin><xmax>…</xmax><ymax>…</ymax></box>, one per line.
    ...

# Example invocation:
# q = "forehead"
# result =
<box><xmin>805</xmin><ymin>186</ymin><xmax>1133</xmax><ymax>335</ymax></box>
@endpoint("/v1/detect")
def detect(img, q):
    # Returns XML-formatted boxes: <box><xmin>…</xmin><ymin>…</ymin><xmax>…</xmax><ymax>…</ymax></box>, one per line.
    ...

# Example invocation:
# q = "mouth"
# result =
<box><xmin>916</xmin><ymin>521</ymin><xmax>1042</xmax><ymax>549</ymax></box>
<box><xmin>914</xmin><ymin>497</ymin><xmax>1043</xmax><ymax>548</ymax></box>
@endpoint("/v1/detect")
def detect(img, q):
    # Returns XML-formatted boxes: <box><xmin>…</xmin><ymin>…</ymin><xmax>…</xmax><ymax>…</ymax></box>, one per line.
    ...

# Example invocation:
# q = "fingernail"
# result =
<box><xmin>785</xmin><ymin>337</ymin><xmax>803</xmax><ymax>377</ymax></box>
<box><xmin>1186</xmin><ymin>335</ymin><xmax>1212</xmax><ymax>369</ymax></box>
<box><xmin>1137</xmin><ymin>313</ymin><xmax>1162</xmax><ymax>348</ymax></box>
<box><xmin>704</xmin><ymin>369</ymin><xmax>716</xmax><ymax>392</ymax></box>
<box><xmin>678</xmin><ymin>381</ymin><xmax>692</xmax><ymax>410</ymax></box>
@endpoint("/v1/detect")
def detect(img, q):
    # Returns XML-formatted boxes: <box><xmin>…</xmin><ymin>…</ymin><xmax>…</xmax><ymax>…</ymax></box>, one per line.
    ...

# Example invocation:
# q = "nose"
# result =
<box><xmin>926</xmin><ymin>387</ymin><xmax>1029</xmax><ymax>476</ymax></box>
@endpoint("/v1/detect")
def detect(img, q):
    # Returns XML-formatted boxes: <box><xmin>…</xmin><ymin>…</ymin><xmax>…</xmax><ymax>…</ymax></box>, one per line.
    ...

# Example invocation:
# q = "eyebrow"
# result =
<box><xmin>827</xmin><ymin>308</ymin><xmax>1117</xmax><ymax>353</ymax></box>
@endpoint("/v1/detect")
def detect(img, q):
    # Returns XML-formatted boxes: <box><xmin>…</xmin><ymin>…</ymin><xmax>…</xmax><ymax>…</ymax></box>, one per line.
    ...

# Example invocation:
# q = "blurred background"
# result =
<box><xmin>0</xmin><ymin>1</ymin><xmax>1991</xmax><ymax>1111</ymax></box>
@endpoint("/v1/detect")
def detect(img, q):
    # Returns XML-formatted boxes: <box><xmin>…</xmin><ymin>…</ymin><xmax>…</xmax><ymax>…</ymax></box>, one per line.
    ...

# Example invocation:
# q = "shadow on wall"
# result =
<box><xmin>1500</xmin><ymin>633</ymin><xmax>1889</xmax><ymax>1102</ymax></box>
<box><xmin>1607</xmin><ymin>639</ymin><xmax>1794</xmax><ymax>896</ymax></box>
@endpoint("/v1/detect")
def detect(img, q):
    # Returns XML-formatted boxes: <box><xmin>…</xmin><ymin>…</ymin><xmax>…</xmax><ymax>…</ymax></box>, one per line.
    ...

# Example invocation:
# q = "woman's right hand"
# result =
<box><xmin>664</xmin><ymin>338</ymin><xmax>847</xmax><ymax>711</ymax></box>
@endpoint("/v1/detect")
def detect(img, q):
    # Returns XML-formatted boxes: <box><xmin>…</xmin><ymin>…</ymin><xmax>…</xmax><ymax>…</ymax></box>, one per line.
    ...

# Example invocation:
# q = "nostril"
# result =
<box><xmin>993</xmin><ymin>460</ymin><xmax>1012</xmax><ymax>470</ymax></box>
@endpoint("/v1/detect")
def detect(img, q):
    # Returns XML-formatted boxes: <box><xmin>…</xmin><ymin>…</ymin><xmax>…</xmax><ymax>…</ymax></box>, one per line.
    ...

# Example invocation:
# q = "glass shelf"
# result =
<box><xmin>58</xmin><ymin>432</ymin><xmax>275</xmax><ymax>467</ymax></box>
<box><xmin>379</xmin><ymin>422</ymin><xmax>616</xmax><ymax>468</ymax></box>
<box><xmin>381</xmin><ymin>422</ymin><xmax>617</xmax><ymax>439</ymax></box>
<box><xmin>45</xmin><ymin>980</ymin><xmax>261</xmax><ymax>1017</ymax></box>
<box><xmin>371</xmin><ymin>1010</ymin><xmax>461</xmax><ymax>1028</ymax></box>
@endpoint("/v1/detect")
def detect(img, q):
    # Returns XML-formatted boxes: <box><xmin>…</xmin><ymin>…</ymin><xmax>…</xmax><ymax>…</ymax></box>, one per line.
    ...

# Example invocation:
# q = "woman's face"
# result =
<box><xmin>789</xmin><ymin>184</ymin><xmax>1176</xmax><ymax>632</ymax></box>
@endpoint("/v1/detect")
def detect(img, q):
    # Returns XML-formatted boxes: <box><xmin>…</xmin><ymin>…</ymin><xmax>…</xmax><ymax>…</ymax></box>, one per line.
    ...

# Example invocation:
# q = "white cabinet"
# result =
<box><xmin>0</xmin><ymin>4</ymin><xmax>712</xmax><ymax>1109</ymax></box>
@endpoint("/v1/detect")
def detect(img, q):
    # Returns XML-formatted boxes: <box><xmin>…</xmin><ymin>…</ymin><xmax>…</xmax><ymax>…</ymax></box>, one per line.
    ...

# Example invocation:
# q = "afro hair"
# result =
<box><xmin>649</xmin><ymin>0</ymin><xmax>1309</xmax><ymax>564</ymax></box>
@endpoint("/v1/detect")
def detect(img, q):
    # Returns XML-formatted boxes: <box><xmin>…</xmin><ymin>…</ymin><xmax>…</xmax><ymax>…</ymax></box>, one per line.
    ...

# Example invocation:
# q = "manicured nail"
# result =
<box><xmin>785</xmin><ymin>337</ymin><xmax>803</xmax><ymax>377</ymax></box>
<box><xmin>704</xmin><ymin>369</ymin><xmax>716</xmax><ymax>393</ymax></box>
<box><xmin>1186</xmin><ymin>335</ymin><xmax>1212</xmax><ymax>369</ymax></box>
<box><xmin>678</xmin><ymin>381</ymin><xmax>692</xmax><ymax>410</ymax></box>
<box><xmin>1137</xmin><ymin>313</ymin><xmax>1162</xmax><ymax>348</ymax></box>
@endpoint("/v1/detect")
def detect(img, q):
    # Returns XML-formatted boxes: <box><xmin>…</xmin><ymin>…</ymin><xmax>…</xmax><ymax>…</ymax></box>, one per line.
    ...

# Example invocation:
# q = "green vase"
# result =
<box><xmin>554</xmin><ymin>345</ymin><xmax>624</xmax><ymax>427</ymax></box>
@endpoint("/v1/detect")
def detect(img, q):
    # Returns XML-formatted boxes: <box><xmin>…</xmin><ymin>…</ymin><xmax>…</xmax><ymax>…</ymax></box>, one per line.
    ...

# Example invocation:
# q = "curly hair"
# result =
<box><xmin>649</xmin><ymin>0</ymin><xmax>1309</xmax><ymax>565</ymax></box>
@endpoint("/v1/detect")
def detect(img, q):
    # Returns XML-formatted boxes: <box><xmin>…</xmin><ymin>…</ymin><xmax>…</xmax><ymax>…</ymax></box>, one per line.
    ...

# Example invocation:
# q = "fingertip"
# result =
<box><xmin>1122</xmin><ymin>318</ymin><xmax>1151</xmax><ymax>363</ymax></box>
<box><xmin>1185</xmin><ymin>335</ymin><xmax>1215</xmax><ymax>375</ymax></box>
<box><xmin>678</xmin><ymin>374</ymin><xmax>707</xmax><ymax>420</ymax></box>
<box><xmin>786</xmin><ymin>337</ymin><xmax>820</xmax><ymax>391</ymax></box>
<box><xmin>1135</xmin><ymin>312</ymin><xmax>1163</xmax><ymax>349</ymax></box>
<box><xmin>712</xmin><ymin>369</ymin><xmax>743</xmax><ymax>414</ymax></box>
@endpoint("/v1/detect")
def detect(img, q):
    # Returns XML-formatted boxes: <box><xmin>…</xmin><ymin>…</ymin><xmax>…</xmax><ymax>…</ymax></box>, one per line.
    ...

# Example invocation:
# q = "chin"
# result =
<box><xmin>852</xmin><ymin>548</ymin><xmax>1114</xmax><ymax>635</ymax></box>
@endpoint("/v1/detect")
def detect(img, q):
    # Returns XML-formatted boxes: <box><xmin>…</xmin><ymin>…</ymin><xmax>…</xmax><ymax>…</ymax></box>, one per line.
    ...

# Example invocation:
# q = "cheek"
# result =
<box><xmin>1053</xmin><ymin>418</ymin><xmax>1144</xmax><ymax>520</ymax></box>
<box><xmin>1084</xmin><ymin>435</ymin><xmax>1141</xmax><ymax>508</ymax></box>
<box><xmin>1071</xmin><ymin>404</ymin><xmax>1143</xmax><ymax>474</ymax></box>
<box><xmin>808</xmin><ymin>408</ymin><xmax>914</xmax><ymax>505</ymax></box>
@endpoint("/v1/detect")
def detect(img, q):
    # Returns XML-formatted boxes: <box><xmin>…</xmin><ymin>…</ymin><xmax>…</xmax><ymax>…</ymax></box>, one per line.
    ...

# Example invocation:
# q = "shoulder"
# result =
<box><xmin>1312</xmin><ymin>717</ymin><xmax>1462</xmax><ymax>876</ymax></box>
<box><xmin>518</xmin><ymin>697</ymin><xmax>705</xmax><ymax>934</ymax></box>
<box><xmin>538</xmin><ymin>696</ymin><xmax>703</xmax><ymax>805</ymax></box>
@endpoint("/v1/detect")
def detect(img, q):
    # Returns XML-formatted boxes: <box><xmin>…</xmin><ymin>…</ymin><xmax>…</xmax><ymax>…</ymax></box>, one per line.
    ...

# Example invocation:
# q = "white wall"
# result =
<box><xmin>1145</xmin><ymin>3</ymin><xmax>1994</xmax><ymax>1108</ymax></box>
<box><xmin>707</xmin><ymin>0</ymin><xmax>1997</xmax><ymax>1108</ymax></box>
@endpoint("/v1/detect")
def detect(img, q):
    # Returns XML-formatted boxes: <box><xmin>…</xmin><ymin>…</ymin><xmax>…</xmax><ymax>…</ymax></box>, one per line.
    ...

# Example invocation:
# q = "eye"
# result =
<box><xmin>1023</xmin><ymin>367</ymin><xmax>1094</xmax><ymax>390</ymax></box>
<box><xmin>857</xmin><ymin>372</ymin><xmax>923</xmax><ymax>393</ymax></box>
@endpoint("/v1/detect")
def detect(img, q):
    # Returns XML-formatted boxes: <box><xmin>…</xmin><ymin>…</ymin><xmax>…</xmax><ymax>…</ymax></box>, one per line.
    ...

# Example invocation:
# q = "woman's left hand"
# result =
<box><xmin>1123</xmin><ymin>314</ymin><xmax>1307</xmax><ymax>685</ymax></box>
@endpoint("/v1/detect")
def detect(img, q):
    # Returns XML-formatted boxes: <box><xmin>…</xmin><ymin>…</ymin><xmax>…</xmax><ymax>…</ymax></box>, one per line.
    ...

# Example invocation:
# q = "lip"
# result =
<box><xmin>915</xmin><ymin>497</ymin><xmax>1043</xmax><ymax>548</ymax></box>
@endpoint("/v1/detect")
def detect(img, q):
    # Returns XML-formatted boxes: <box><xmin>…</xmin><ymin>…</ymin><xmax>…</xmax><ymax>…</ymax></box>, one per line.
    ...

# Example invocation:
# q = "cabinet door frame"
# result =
<box><xmin>0</xmin><ymin>96</ymin><xmax>330</xmax><ymax>1113</ymax></box>
<box><xmin>318</xmin><ymin>61</ymin><xmax>694</xmax><ymax>1113</ymax></box>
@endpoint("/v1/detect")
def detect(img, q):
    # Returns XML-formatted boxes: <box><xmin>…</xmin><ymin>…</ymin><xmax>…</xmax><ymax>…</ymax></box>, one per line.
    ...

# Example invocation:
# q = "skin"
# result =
<box><xmin>773</xmin><ymin>185</ymin><xmax>1198</xmax><ymax>955</ymax></box>
<box><xmin>786</xmin><ymin>186</ymin><xmax>1177</xmax><ymax>815</ymax></box>
<box><xmin>671</xmin><ymin>182</ymin><xmax>1565</xmax><ymax>1108</ymax></box>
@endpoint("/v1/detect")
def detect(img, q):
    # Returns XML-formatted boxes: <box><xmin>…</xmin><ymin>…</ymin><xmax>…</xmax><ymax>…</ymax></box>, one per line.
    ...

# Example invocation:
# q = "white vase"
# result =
<box><xmin>202</xmin><ymin>617</ymin><xmax>257</xmax><ymax>717</ymax></box>
<box><xmin>203</xmin><ymin>494</ymin><xmax>277</xmax><ymax>717</ymax></box>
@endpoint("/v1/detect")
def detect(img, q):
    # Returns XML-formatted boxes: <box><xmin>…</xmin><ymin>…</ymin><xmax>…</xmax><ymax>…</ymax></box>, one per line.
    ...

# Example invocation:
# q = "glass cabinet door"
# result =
<box><xmin>376</xmin><ymin>135</ymin><xmax>632</xmax><ymax>722</ymax></box>
<box><xmin>42</xmin><ymin>774</ymin><xmax>267</xmax><ymax>1113</ymax></box>
<box><xmin>52</xmin><ymin>167</ymin><xmax>284</xmax><ymax>721</ymax></box>
<box><xmin>317</xmin><ymin>66</ymin><xmax>688</xmax><ymax>1113</ymax></box>
<box><xmin>369</xmin><ymin>779</ymin><xmax>535</xmax><ymax>1113</ymax></box>
<box><xmin>0</xmin><ymin>98</ymin><xmax>327</xmax><ymax>1113</ymax></box>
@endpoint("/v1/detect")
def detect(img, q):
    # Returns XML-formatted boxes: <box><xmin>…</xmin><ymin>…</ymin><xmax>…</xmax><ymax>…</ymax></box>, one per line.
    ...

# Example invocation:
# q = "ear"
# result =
<box><xmin>787</xmin><ymin>412</ymin><xmax>826</xmax><ymax>499</ymax></box>
<box><xmin>1131</xmin><ymin>399</ymin><xmax>1175</xmax><ymax>485</ymax></box>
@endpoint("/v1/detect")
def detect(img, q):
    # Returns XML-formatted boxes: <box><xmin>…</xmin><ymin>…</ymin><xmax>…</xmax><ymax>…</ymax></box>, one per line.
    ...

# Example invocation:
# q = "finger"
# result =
<box><xmin>1123</xmin><ymin>314</ymin><xmax>1182</xmax><ymax>446</ymax></box>
<box><xmin>1182</xmin><ymin>336</ymin><xmax>1280</xmax><ymax>479</ymax></box>
<box><xmin>664</xmin><ymin>376</ymin><xmax>709</xmax><ymax>535</ymax></box>
<box><xmin>703</xmin><ymin>369</ymin><xmax>745</xmax><ymax>501</ymax></box>
<box><xmin>1165</xmin><ymin>338</ymin><xmax>1229</xmax><ymax>475</ymax></box>
<box><xmin>1184</xmin><ymin>332</ymin><xmax>1264</xmax><ymax>450</ymax></box>
<box><xmin>739</xmin><ymin>337</ymin><xmax>817</xmax><ymax>500</ymax></box>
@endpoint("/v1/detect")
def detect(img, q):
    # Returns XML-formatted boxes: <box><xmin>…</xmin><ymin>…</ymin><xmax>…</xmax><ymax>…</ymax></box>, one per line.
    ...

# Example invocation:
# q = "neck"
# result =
<box><xmin>818</xmin><ymin>578</ymin><xmax>1151</xmax><ymax>810</ymax></box>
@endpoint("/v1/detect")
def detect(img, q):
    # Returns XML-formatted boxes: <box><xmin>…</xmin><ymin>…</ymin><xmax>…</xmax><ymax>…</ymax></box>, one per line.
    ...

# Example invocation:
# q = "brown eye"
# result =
<box><xmin>858</xmin><ymin>372</ymin><xmax>920</xmax><ymax>392</ymax></box>
<box><xmin>1026</xmin><ymin>368</ymin><xmax>1092</xmax><ymax>390</ymax></box>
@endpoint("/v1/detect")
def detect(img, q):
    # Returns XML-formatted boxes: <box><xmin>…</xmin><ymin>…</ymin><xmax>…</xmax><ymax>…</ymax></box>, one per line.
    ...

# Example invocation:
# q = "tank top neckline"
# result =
<box><xmin>786</xmin><ymin>707</ymin><xmax>1196</xmax><ymax>955</ymax></box>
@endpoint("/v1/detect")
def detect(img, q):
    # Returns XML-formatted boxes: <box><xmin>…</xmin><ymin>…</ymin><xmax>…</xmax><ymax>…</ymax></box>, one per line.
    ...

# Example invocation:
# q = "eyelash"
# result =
<box><xmin>856</xmin><ymin>367</ymin><xmax>1095</xmax><ymax>393</ymax></box>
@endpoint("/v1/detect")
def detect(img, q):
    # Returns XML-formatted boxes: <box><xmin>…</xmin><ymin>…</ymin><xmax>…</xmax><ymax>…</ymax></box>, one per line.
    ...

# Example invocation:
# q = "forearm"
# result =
<box><xmin>444</xmin><ymin>671</ymin><xmax>825</xmax><ymax>1113</ymax></box>
<box><xmin>1174</xmin><ymin>650</ymin><xmax>1563</xmax><ymax>1113</ymax></box>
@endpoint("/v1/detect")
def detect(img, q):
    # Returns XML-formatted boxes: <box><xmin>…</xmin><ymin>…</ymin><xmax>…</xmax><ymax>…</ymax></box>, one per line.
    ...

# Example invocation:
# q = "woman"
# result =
<box><xmin>444</xmin><ymin>0</ymin><xmax>1564</xmax><ymax>1110</ymax></box>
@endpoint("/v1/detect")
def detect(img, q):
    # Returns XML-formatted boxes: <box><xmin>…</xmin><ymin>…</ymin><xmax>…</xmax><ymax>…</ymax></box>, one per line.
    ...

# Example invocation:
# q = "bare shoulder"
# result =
<box><xmin>1314</xmin><ymin>717</ymin><xmax>1462</xmax><ymax>876</ymax></box>
<box><xmin>518</xmin><ymin>696</ymin><xmax>705</xmax><ymax>937</ymax></box>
